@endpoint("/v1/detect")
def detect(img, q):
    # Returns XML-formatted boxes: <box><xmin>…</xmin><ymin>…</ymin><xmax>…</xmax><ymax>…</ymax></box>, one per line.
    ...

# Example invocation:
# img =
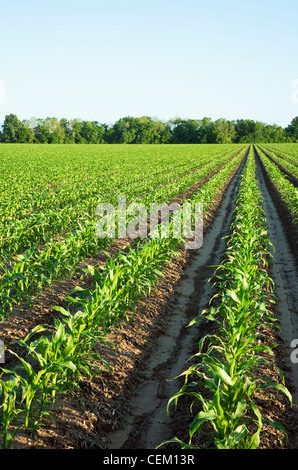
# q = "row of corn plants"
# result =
<box><xmin>1</xmin><ymin>145</ymin><xmax>242</xmax><ymax>256</ymax></box>
<box><xmin>0</xmin><ymin>147</ymin><xmax>247</xmax><ymax>320</ymax></box>
<box><xmin>258</xmin><ymin>146</ymin><xmax>298</xmax><ymax>180</ymax></box>
<box><xmin>256</xmin><ymin>146</ymin><xmax>298</xmax><ymax>224</ymax></box>
<box><xmin>60</xmin><ymin>147</ymin><xmax>248</xmax><ymax>335</ymax></box>
<box><xmin>0</xmin><ymin>237</ymin><xmax>181</xmax><ymax>448</ymax></box>
<box><xmin>160</xmin><ymin>148</ymin><xmax>292</xmax><ymax>449</ymax></box>
<box><xmin>0</xmin><ymin>147</ymin><xmax>247</xmax><ymax>448</ymax></box>
<box><xmin>261</xmin><ymin>143</ymin><xmax>298</xmax><ymax>167</ymax></box>
<box><xmin>0</xmin><ymin>150</ymin><xmax>219</xmax><ymax>257</ymax></box>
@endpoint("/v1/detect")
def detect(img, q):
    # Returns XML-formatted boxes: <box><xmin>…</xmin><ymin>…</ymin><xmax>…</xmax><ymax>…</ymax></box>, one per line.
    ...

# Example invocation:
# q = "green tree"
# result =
<box><xmin>1</xmin><ymin>114</ymin><xmax>29</xmax><ymax>143</ymax></box>
<box><xmin>60</xmin><ymin>118</ymin><xmax>74</xmax><ymax>143</ymax></box>
<box><xmin>0</xmin><ymin>113</ymin><xmax>296</xmax><ymax>145</ymax></box>
<box><xmin>234</xmin><ymin>120</ymin><xmax>255</xmax><ymax>143</ymax></box>
<box><xmin>285</xmin><ymin>117</ymin><xmax>298</xmax><ymax>142</ymax></box>
<box><xmin>79</xmin><ymin>121</ymin><xmax>106</xmax><ymax>143</ymax></box>
<box><xmin>252</xmin><ymin>121</ymin><xmax>266</xmax><ymax>142</ymax></box>
<box><xmin>170</xmin><ymin>118</ymin><xmax>201</xmax><ymax>143</ymax></box>
<box><xmin>110</xmin><ymin>117</ymin><xmax>138</xmax><ymax>143</ymax></box>
<box><xmin>197</xmin><ymin>117</ymin><xmax>216</xmax><ymax>143</ymax></box>
<box><xmin>213</xmin><ymin>119</ymin><xmax>236</xmax><ymax>143</ymax></box>
<box><xmin>22</xmin><ymin>119</ymin><xmax>36</xmax><ymax>143</ymax></box>
<box><xmin>34</xmin><ymin>119</ymin><xmax>51</xmax><ymax>143</ymax></box>
<box><xmin>153</xmin><ymin>119</ymin><xmax>171</xmax><ymax>143</ymax></box>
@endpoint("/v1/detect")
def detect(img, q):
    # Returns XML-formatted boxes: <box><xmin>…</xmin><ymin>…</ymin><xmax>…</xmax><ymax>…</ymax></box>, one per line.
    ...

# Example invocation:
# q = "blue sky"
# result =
<box><xmin>0</xmin><ymin>0</ymin><xmax>297</xmax><ymax>127</ymax></box>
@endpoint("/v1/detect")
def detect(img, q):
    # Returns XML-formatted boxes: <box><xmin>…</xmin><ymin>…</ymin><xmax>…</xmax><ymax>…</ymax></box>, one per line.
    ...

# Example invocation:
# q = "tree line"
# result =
<box><xmin>1</xmin><ymin>113</ymin><xmax>298</xmax><ymax>144</ymax></box>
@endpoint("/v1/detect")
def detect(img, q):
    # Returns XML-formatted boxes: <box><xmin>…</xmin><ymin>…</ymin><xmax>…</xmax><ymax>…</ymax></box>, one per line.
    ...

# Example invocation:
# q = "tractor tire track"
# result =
<box><xmin>254</xmin><ymin>147</ymin><xmax>298</xmax><ymax>406</ymax></box>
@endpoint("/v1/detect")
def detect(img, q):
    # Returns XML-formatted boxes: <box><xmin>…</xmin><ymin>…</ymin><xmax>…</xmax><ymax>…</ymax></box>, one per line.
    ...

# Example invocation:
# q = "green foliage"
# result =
<box><xmin>0</xmin><ymin>143</ymin><xmax>245</xmax><ymax>319</ymax></box>
<box><xmin>1</xmin><ymin>114</ymin><xmax>297</xmax><ymax>144</ymax></box>
<box><xmin>0</xmin><ymin>143</ymin><xmax>248</xmax><ymax>447</ymax></box>
<box><xmin>285</xmin><ymin>117</ymin><xmax>298</xmax><ymax>142</ymax></box>
<box><xmin>257</xmin><ymin>146</ymin><xmax>298</xmax><ymax>223</ymax></box>
<box><xmin>1</xmin><ymin>143</ymin><xmax>296</xmax><ymax>449</ymax></box>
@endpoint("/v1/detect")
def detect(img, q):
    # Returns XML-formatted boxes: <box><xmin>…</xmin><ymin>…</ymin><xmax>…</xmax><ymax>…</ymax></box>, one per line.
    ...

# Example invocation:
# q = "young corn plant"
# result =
<box><xmin>5</xmin><ymin>350</ymin><xmax>65</xmax><ymax>435</ymax></box>
<box><xmin>0</xmin><ymin>374</ymin><xmax>23</xmax><ymax>449</ymax></box>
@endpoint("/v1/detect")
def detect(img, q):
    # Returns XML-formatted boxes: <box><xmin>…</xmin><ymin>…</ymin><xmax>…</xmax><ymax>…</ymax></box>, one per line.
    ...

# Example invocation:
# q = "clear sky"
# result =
<box><xmin>0</xmin><ymin>0</ymin><xmax>297</xmax><ymax>127</ymax></box>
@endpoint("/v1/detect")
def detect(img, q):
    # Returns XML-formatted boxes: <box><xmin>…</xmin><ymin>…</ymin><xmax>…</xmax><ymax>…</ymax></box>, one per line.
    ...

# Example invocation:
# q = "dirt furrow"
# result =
<box><xmin>254</xmin><ymin>148</ymin><xmax>298</xmax><ymax>408</ymax></box>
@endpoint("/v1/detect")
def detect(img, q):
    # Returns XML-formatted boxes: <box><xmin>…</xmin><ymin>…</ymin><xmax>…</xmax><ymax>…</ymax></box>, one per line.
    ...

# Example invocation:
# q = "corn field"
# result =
<box><xmin>0</xmin><ymin>142</ymin><xmax>298</xmax><ymax>449</ymax></box>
